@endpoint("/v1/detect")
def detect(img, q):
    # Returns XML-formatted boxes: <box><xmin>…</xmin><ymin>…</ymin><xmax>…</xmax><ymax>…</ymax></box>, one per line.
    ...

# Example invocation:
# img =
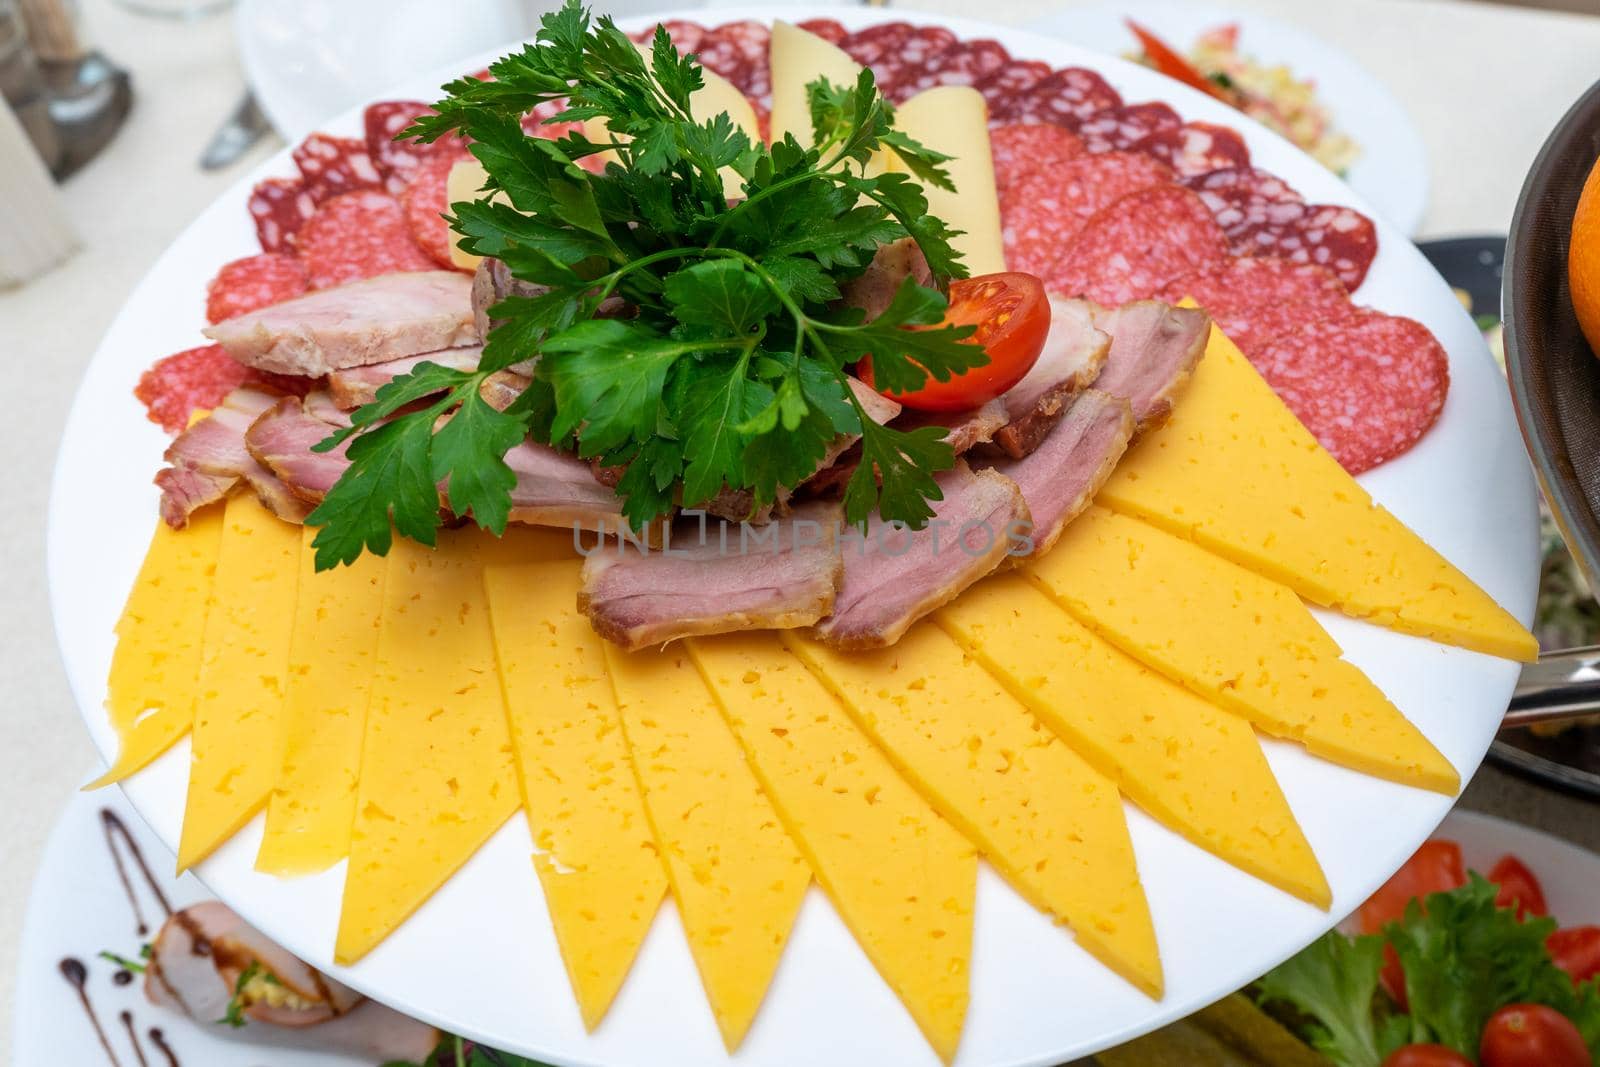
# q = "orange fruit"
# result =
<box><xmin>1571</xmin><ymin>152</ymin><xmax>1600</xmax><ymax>357</ymax></box>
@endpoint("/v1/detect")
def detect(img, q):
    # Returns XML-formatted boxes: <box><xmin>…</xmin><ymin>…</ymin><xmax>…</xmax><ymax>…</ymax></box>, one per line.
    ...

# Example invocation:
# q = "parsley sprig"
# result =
<box><xmin>307</xmin><ymin>0</ymin><xmax>984</xmax><ymax>570</ymax></box>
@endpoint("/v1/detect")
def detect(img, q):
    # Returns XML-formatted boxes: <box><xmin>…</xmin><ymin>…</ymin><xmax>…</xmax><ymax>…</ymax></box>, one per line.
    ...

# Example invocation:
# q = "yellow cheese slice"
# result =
<box><xmin>335</xmin><ymin>528</ymin><xmax>538</xmax><ymax>964</ymax></box>
<box><xmin>885</xmin><ymin>86</ymin><xmax>1007</xmax><ymax>275</ymax></box>
<box><xmin>1098</xmin><ymin>320</ymin><xmax>1537</xmax><ymax>663</ymax></box>
<box><xmin>770</xmin><ymin>20</ymin><xmax>864</xmax><ymax>147</ymax></box>
<box><xmin>785</xmin><ymin>629</ymin><xmax>1163</xmax><ymax>998</ymax></box>
<box><xmin>254</xmin><ymin>530</ymin><xmax>387</xmax><ymax>876</ymax></box>
<box><xmin>688</xmin><ymin>633</ymin><xmax>975</xmax><ymax>1062</ymax></box>
<box><xmin>445</xmin><ymin>158</ymin><xmax>499</xmax><ymax>271</ymax></box>
<box><xmin>176</xmin><ymin>494</ymin><xmax>302</xmax><ymax>871</ymax></box>
<box><xmin>1030</xmin><ymin>506</ymin><xmax>1459</xmax><ymax>794</ymax></box>
<box><xmin>936</xmin><ymin>577</ymin><xmax>1331</xmax><ymax>909</ymax></box>
<box><xmin>603</xmin><ymin>642</ymin><xmax>811</xmax><ymax>1051</ymax></box>
<box><xmin>88</xmin><ymin>509</ymin><xmax>224</xmax><ymax>790</ymax></box>
<box><xmin>483</xmin><ymin>560</ymin><xmax>668</xmax><ymax>1031</ymax></box>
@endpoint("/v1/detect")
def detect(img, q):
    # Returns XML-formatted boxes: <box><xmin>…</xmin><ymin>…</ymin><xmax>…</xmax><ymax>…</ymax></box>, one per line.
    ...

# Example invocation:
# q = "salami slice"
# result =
<box><xmin>840</xmin><ymin>22</ymin><xmax>914</xmax><ymax>67</ymax></box>
<box><xmin>205</xmin><ymin>253</ymin><xmax>311</xmax><ymax>324</ymax></box>
<box><xmin>247</xmin><ymin>177</ymin><xmax>316</xmax><ymax>253</ymax></box>
<box><xmin>364</xmin><ymin>101</ymin><xmax>467</xmax><ymax>194</ymax></box>
<box><xmin>976</xmin><ymin>60</ymin><xmax>1053</xmax><ymax>120</ymax></box>
<box><xmin>796</xmin><ymin>18</ymin><xmax>847</xmax><ymax>44</ymax></box>
<box><xmin>633</xmin><ymin>19</ymin><xmax>708</xmax><ymax>56</ymax></box>
<box><xmin>891</xmin><ymin>38</ymin><xmax>1011</xmax><ymax>101</ymax></box>
<box><xmin>292</xmin><ymin>134</ymin><xmax>384</xmax><ymax>203</ymax></box>
<box><xmin>1182</xmin><ymin>165</ymin><xmax>1303</xmax><ymax>222</ymax></box>
<box><xmin>401</xmin><ymin>153</ymin><xmax>461</xmax><ymax>270</ymax></box>
<box><xmin>880</xmin><ymin>26</ymin><xmax>959</xmax><ymax>99</ymax></box>
<box><xmin>297</xmin><ymin>190</ymin><xmax>436</xmax><ymax>290</ymax></box>
<box><xmin>1001</xmin><ymin>152</ymin><xmax>1174</xmax><ymax>279</ymax></box>
<box><xmin>990</xmin><ymin>123</ymin><xmax>1085</xmax><ymax>194</ymax></box>
<box><xmin>1229</xmin><ymin>201</ymin><xmax>1379</xmax><ymax>291</ymax></box>
<box><xmin>1253</xmin><ymin>310</ymin><xmax>1448</xmax><ymax>473</ymax></box>
<box><xmin>696</xmin><ymin>20</ymin><xmax>770</xmax><ymax>97</ymax></box>
<box><xmin>1049</xmin><ymin>184</ymin><xmax>1229</xmax><ymax>304</ymax></box>
<box><xmin>1136</xmin><ymin>121</ymin><xmax>1250</xmax><ymax>177</ymax></box>
<box><xmin>135</xmin><ymin>345</ymin><xmax>307</xmax><ymax>435</ymax></box>
<box><xmin>1159</xmin><ymin>256</ymin><xmax>1351</xmax><ymax>356</ymax></box>
<box><xmin>1008</xmin><ymin>67</ymin><xmax>1123</xmax><ymax>130</ymax></box>
<box><xmin>1077</xmin><ymin>102</ymin><xmax>1181</xmax><ymax>154</ymax></box>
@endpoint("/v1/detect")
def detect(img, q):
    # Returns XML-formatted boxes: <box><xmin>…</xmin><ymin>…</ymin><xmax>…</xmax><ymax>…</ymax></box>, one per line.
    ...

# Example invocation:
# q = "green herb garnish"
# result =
<box><xmin>216</xmin><ymin>961</ymin><xmax>263</xmax><ymax>1028</ymax></box>
<box><xmin>1256</xmin><ymin>874</ymin><xmax>1600</xmax><ymax>1066</ymax></box>
<box><xmin>97</xmin><ymin>949</ymin><xmax>148</xmax><ymax>975</ymax></box>
<box><xmin>308</xmin><ymin>0</ymin><xmax>980</xmax><ymax>570</ymax></box>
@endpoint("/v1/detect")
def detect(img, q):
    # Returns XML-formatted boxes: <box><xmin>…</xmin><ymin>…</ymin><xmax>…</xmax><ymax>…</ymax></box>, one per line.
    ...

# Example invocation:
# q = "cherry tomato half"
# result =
<box><xmin>1361</xmin><ymin>840</ymin><xmax>1467</xmax><ymax>934</ymax></box>
<box><xmin>1361</xmin><ymin>839</ymin><xmax>1466</xmax><ymax>1008</ymax></box>
<box><xmin>1480</xmin><ymin>1004</ymin><xmax>1591</xmax><ymax>1067</ymax></box>
<box><xmin>1381</xmin><ymin>1044</ymin><xmax>1473</xmax><ymax>1067</ymax></box>
<box><xmin>1489</xmin><ymin>855</ymin><xmax>1548</xmax><ymax>920</ymax></box>
<box><xmin>1549</xmin><ymin>926</ymin><xmax>1600</xmax><ymax>985</ymax></box>
<box><xmin>859</xmin><ymin>272</ymin><xmax>1050</xmax><ymax>413</ymax></box>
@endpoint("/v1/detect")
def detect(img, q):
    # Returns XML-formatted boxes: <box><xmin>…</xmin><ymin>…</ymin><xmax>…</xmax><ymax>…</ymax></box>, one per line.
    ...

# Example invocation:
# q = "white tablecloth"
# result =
<box><xmin>4</xmin><ymin>0</ymin><xmax>1600</xmax><ymax>1048</ymax></box>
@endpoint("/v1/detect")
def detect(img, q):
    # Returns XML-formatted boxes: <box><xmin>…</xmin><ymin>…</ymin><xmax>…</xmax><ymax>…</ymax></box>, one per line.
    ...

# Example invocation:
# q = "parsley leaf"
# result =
<box><xmin>312</xmin><ymin>0</ymin><xmax>986</xmax><ymax>567</ymax></box>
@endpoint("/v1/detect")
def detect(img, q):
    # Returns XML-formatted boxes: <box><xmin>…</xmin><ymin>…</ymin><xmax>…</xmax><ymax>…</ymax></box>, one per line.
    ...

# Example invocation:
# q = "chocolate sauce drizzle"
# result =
<box><xmin>54</xmin><ymin>809</ymin><xmax>185</xmax><ymax>1067</ymax></box>
<box><xmin>58</xmin><ymin>958</ymin><xmax>122</xmax><ymax>1067</ymax></box>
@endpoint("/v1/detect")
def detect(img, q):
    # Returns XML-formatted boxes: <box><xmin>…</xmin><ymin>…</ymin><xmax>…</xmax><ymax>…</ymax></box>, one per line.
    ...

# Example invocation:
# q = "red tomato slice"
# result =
<box><xmin>1362</xmin><ymin>839</ymin><xmax>1466</xmax><ymax>1008</ymax></box>
<box><xmin>1480</xmin><ymin>1004</ymin><xmax>1591</xmax><ymax>1067</ymax></box>
<box><xmin>859</xmin><ymin>272</ymin><xmax>1050</xmax><ymax>413</ymax></box>
<box><xmin>1360</xmin><ymin>840</ymin><xmax>1467</xmax><ymax>934</ymax></box>
<box><xmin>1549</xmin><ymin>926</ymin><xmax>1600</xmax><ymax>984</ymax></box>
<box><xmin>1489</xmin><ymin>855</ymin><xmax>1548</xmax><ymax>920</ymax></box>
<box><xmin>1382</xmin><ymin>1045</ymin><xmax>1474</xmax><ymax>1067</ymax></box>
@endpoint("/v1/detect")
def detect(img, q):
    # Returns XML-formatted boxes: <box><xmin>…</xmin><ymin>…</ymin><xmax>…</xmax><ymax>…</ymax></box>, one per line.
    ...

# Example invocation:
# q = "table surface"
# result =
<box><xmin>5</xmin><ymin>0</ymin><xmax>1600</xmax><ymax>1056</ymax></box>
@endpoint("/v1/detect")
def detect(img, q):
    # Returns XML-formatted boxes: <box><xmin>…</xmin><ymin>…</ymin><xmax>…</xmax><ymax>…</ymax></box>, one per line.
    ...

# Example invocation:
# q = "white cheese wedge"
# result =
<box><xmin>769</xmin><ymin>20</ymin><xmax>865</xmax><ymax>147</ymax></box>
<box><xmin>886</xmin><ymin>86</ymin><xmax>1007</xmax><ymax>275</ymax></box>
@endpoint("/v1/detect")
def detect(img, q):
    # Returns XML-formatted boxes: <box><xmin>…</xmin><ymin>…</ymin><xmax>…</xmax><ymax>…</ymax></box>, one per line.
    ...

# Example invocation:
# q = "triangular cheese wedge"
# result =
<box><xmin>884</xmin><ymin>86</ymin><xmax>1006</xmax><ymax>275</ymax></box>
<box><xmin>484</xmin><ymin>560</ymin><xmax>668</xmax><ymax>1030</ymax></box>
<box><xmin>603</xmin><ymin>642</ymin><xmax>811</xmax><ymax>1051</ymax></box>
<box><xmin>176</xmin><ymin>494</ymin><xmax>302</xmax><ymax>871</ymax></box>
<box><xmin>786</xmin><ymin>628</ymin><xmax>1164</xmax><ymax>998</ymax></box>
<box><xmin>255</xmin><ymin>531</ymin><xmax>387</xmax><ymax>876</ymax></box>
<box><xmin>88</xmin><ymin>508</ymin><xmax>223</xmax><ymax>790</ymax></box>
<box><xmin>1029</xmin><ymin>506</ymin><xmax>1459</xmax><ymax>794</ymax></box>
<box><xmin>937</xmin><ymin>577</ymin><xmax>1332</xmax><ymax>909</ymax></box>
<box><xmin>689</xmin><ymin>632</ymin><xmax>975</xmax><ymax>1062</ymax></box>
<box><xmin>1098</xmin><ymin>320</ymin><xmax>1536</xmax><ymax>662</ymax></box>
<box><xmin>770</xmin><ymin>20</ymin><xmax>865</xmax><ymax>147</ymax></box>
<box><xmin>334</xmin><ymin>528</ymin><xmax>544</xmax><ymax>964</ymax></box>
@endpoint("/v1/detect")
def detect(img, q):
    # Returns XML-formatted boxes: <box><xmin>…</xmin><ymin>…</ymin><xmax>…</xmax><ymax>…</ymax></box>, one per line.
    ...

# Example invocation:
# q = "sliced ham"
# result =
<box><xmin>502</xmin><ymin>439</ymin><xmax>649</xmax><ymax>537</ymax></box>
<box><xmin>813</xmin><ymin>462</ymin><xmax>1029</xmax><ymax>649</ymax></box>
<box><xmin>580</xmin><ymin>501</ymin><xmax>844</xmax><ymax>650</ymax></box>
<box><xmin>981</xmin><ymin>389</ymin><xmax>1134</xmax><ymax>559</ymax></box>
<box><xmin>839</xmin><ymin>237</ymin><xmax>934</xmax><ymax>322</ymax></box>
<box><xmin>157</xmin><ymin>387</ymin><xmax>309</xmax><ymax>526</ymax></box>
<box><xmin>145</xmin><ymin>903</ymin><xmax>438</xmax><ymax>1061</ymax></box>
<box><xmin>203</xmin><ymin>270</ymin><xmax>475</xmax><ymax>377</ymax></box>
<box><xmin>1090</xmin><ymin>301</ymin><xmax>1210</xmax><ymax>433</ymax></box>
<box><xmin>894</xmin><ymin>398</ymin><xmax>1009</xmax><ymax>453</ymax></box>
<box><xmin>246</xmin><ymin>397</ymin><xmax>352</xmax><ymax>503</ymax></box>
<box><xmin>992</xmin><ymin>296</ymin><xmax>1110</xmax><ymax>459</ymax></box>
<box><xmin>326</xmin><ymin>344</ymin><xmax>483</xmax><ymax>408</ymax></box>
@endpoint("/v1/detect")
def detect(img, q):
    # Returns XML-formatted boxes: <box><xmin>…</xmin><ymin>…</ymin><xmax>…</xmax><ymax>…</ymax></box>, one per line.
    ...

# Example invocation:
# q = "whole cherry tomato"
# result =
<box><xmin>1549</xmin><ymin>926</ymin><xmax>1600</xmax><ymax>984</ymax></box>
<box><xmin>1381</xmin><ymin>1045</ymin><xmax>1473</xmax><ymax>1067</ymax></box>
<box><xmin>858</xmin><ymin>272</ymin><xmax>1050</xmax><ymax>412</ymax></box>
<box><xmin>1489</xmin><ymin>855</ymin><xmax>1548</xmax><ymax>920</ymax></box>
<box><xmin>1479</xmin><ymin>1004</ymin><xmax>1591</xmax><ymax>1067</ymax></box>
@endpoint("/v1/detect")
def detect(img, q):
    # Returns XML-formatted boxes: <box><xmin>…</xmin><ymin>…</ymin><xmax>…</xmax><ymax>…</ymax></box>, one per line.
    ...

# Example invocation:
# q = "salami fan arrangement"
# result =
<box><xmin>145</xmin><ymin>15</ymin><xmax>1438</xmax><ymax>475</ymax></box>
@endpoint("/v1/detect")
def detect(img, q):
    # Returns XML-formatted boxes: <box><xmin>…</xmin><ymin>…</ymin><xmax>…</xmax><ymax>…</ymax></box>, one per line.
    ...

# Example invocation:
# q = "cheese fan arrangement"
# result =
<box><xmin>91</xmin><ymin>18</ymin><xmax>1534</xmax><ymax>1064</ymax></box>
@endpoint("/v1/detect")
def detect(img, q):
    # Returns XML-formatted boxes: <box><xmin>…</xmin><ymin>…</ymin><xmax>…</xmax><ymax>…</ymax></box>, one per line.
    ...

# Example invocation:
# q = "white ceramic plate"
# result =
<box><xmin>9</xmin><ymin>786</ymin><xmax>409</xmax><ymax>1067</ymax></box>
<box><xmin>1027</xmin><ymin>1</ymin><xmax>1429</xmax><ymax>235</ymax></box>
<box><xmin>48</xmin><ymin>8</ymin><xmax>1539</xmax><ymax>1066</ymax></box>
<box><xmin>236</xmin><ymin>0</ymin><xmax>694</xmax><ymax>142</ymax></box>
